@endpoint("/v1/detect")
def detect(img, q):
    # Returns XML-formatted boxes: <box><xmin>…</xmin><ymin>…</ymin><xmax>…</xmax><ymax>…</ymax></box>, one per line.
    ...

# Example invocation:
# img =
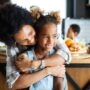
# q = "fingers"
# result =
<box><xmin>50</xmin><ymin>66</ymin><xmax>66</xmax><ymax>78</ymax></box>
<box><xmin>17</xmin><ymin>53</ymin><xmax>28</xmax><ymax>61</ymax></box>
<box><xmin>15</xmin><ymin>60</ymin><xmax>23</xmax><ymax>70</ymax></box>
<box><xmin>15</xmin><ymin>61</ymin><xmax>28</xmax><ymax>72</ymax></box>
<box><xmin>58</xmin><ymin>68</ymin><xmax>65</xmax><ymax>78</ymax></box>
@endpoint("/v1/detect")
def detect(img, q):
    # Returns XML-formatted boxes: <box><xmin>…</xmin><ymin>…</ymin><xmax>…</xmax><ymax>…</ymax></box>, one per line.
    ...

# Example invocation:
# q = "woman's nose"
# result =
<box><xmin>28</xmin><ymin>37</ymin><xmax>35</xmax><ymax>45</ymax></box>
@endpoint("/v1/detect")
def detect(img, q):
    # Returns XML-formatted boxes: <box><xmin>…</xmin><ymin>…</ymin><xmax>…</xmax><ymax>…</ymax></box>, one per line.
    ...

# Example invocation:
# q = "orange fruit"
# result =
<box><xmin>65</xmin><ymin>38</ymin><xmax>73</xmax><ymax>47</ymax></box>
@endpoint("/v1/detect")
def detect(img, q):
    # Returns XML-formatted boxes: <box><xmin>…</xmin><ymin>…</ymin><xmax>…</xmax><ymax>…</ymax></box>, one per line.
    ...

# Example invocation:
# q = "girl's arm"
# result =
<box><xmin>53</xmin><ymin>77</ymin><xmax>63</xmax><ymax>90</ymax></box>
<box><xmin>11</xmin><ymin>68</ymin><xmax>49</xmax><ymax>89</ymax></box>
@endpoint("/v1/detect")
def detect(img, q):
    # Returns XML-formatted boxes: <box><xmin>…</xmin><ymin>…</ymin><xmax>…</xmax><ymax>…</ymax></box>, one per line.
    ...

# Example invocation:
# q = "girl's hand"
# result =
<box><xmin>47</xmin><ymin>65</ymin><xmax>65</xmax><ymax>78</ymax></box>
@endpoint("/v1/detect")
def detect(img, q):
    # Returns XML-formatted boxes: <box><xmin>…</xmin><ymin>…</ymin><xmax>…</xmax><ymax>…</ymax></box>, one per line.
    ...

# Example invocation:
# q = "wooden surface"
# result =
<box><xmin>0</xmin><ymin>51</ymin><xmax>90</xmax><ymax>90</ymax></box>
<box><xmin>67</xmin><ymin>68</ymin><xmax>90</xmax><ymax>90</ymax></box>
<box><xmin>71</xmin><ymin>53</ymin><xmax>90</xmax><ymax>64</ymax></box>
<box><xmin>67</xmin><ymin>52</ymin><xmax>90</xmax><ymax>90</ymax></box>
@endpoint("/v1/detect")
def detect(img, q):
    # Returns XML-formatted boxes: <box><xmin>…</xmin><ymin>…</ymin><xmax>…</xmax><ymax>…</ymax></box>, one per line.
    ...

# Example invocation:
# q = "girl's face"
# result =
<box><xmin>37</xmin><ymin>23</ymin><xmax>57</xmax><ymax>52</ymax></box>
<box><xmin>14</xmin><ymin>25</ymin><xmax>36</xmax><ymax>45</ymax></box>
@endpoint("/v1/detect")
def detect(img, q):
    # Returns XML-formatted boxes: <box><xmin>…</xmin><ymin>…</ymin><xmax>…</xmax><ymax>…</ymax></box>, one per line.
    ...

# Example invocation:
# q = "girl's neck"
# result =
<box><xmin>35</xmin><ymin>46</ymin><xmax>48</xmax><ymax>60</ymax></box>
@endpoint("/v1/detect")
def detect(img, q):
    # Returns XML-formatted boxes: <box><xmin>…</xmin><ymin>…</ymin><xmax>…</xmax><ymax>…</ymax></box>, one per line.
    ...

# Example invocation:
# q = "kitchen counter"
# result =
<box><xmin>66</xmin><ymin>52</ymin><xmax>90</xmax><ymax>90</ymax></box>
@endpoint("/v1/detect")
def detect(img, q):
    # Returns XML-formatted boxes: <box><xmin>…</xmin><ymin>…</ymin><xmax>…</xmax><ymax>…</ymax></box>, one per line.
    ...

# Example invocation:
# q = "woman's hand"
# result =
<box><xmin>15</xmin><ymin>53</ymin><xmax>31</xmax><ymax>72</ymax></box>
<box><xmin>47</xmin><ymin>65</ymin><xmax>65</xmax><ymax>78</ymax></box>
<box><xmin>31</xmin><ymin>60</ymin><xmax>41</xmax><ymax>69</ymax></box>
<box><xmin>15</xmin><ymin>53</ymin><xmax>41</xmax><ymax>72</ymax></box>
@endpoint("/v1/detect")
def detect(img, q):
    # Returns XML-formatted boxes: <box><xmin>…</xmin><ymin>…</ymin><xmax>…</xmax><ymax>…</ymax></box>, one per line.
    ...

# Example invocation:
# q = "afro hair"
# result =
<box><xmin>0</xmin><ymin>4</ymin><xmax>35</xmax><ymax>46</ymax></box>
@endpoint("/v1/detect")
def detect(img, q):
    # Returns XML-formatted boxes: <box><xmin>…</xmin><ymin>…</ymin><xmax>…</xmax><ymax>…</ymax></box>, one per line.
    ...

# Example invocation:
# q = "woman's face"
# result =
<box><xmin>14</xmin><ymin>25</ymin><xmax>36</xmax><ymax>45</ymax></box>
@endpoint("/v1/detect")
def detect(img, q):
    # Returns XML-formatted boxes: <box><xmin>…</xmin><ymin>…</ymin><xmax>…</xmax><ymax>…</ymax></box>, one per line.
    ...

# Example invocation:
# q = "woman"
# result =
<box><xmin>0</xmin><ymin>4</ymin><xmax>71</xmax><ymax>90</ymax></box>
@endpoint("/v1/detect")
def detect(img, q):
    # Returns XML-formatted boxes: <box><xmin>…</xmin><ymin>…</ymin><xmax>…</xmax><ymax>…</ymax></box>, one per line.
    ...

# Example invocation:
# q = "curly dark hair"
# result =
<box><xmin>0</xmin><ymin>4</ymin><xmax>35</xmax><ymax>46</ymax></box>
<box><xmin>34</xmin><ymin>15</ymin><xmax>60</xmax><ymax>35</ymax></box>
<box><xmin>70</xmin><ymin>24</ymin><xmax>80</xmax><ymax>34</ymax></box>
<box><xmin>30</xmin><ymin>8</ymin><xmax>61</xmax><ymax>35</ymax></box>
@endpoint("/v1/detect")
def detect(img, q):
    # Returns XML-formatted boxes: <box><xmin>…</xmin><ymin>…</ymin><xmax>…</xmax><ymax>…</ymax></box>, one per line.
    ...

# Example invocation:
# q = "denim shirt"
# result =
<box><xmin>26</xmin><ymin>48</ymin><xmax>56</xmax><ymax>90</ymax></box>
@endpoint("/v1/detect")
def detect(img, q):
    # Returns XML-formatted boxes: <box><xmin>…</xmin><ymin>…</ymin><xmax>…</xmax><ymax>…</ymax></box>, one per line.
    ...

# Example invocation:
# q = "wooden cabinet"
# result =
<box><xmin>66</xmin><ymin>53</ymin><xmax>90</xmax><ymax>90</ymax></box>
<box><xmin>67</xmin><ymin>67</ymin><xmax>90</xmax><ymax>90</ymax></box>
<box><xmin>67</xmin><ymin>0</ymin><xmax>90</xmax><ymax>18</ymax></box>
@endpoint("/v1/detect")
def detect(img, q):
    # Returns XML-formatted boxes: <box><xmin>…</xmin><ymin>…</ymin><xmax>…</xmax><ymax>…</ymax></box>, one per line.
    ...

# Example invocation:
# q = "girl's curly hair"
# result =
<box><xmin>31</xmin><ymin>8</ymin><xmax>61</xmax><ymax>34</ymax></box>
<box><xmin>30</xmin><ymin>6</ymin><xmax>44</xmax><ymax>21</ymax></box>
<box><xmin>48</xmin><ymin>11</ymin><xmax>61</xmax><ymax>24</ymax></box>
<box><xmin>0</xmin><ymin>4</ymin><xmax>35</xmax><ymax>46</ymax></box>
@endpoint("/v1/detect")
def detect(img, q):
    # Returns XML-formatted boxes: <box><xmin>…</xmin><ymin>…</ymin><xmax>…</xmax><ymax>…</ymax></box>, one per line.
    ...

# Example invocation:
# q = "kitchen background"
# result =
<box><xmin>1</xmin><ymin>0</ymin><xmax>90</xmax><ymax>45</ymax></box>
<box><xmin>0</xmin><ymin>0</ymin><xmax>90</xmax><ymax>90</ymax></box>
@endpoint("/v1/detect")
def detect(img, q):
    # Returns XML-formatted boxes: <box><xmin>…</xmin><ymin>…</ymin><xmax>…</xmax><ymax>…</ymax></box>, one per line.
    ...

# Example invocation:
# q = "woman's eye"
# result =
<box><xmin>19</xmin><ymin>39</ymin><xmax>28</xmax><ymax>44</ymax></box>
<box><xmin>42</xmin><ymin>36</ymin><xmax>48</xmax><ymax>38</ymax></box>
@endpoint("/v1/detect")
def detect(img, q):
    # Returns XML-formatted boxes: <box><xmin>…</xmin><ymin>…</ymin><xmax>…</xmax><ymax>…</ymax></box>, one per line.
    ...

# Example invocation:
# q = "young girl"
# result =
<box><xmin>17</xmin><ymin>11</ymin><xmax>68</xmax><ymax>90</ymax></box>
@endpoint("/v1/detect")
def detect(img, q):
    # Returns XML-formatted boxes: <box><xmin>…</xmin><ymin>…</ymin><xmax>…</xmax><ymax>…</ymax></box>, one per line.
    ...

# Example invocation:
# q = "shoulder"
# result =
<box><xmin>26</xmin><ymin>48</ymin><xmax>35</xmax><ymax>59</ymax></box>
<box><xmin>7</xmin><ymin>45</ymin><xmax>19</xmax><ymax>56</ymax></box>
<box><xmin>49</xmin><ymin>49</ymin><xmax>56</xmax><ymax>55</ymax></box>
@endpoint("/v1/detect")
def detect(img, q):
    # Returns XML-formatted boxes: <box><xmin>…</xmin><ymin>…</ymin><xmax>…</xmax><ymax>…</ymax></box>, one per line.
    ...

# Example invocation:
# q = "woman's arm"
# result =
<box><xmin>32</xmin><ymin>54</ymin><xmax>65</xmax><ymax>68</ymax></box>
<box><xmin>11</xmin><ymin>67</ymin><xmax>49</xmax><ymax>89</ymax></box>
<box><xmin>6</xmin><ymin>50</ymin><xmax>65</xmax><ymax>90</ymax></box>
<box><xmin>15</xmin><ymin>53</ymin><xmax>65</xmax><ymax>72</ymax></box>
<box><xmin>15</xmin><ymin>52</ymin><xmax>67</xmax><ymax>71</ymax></box>
<box><xmin>11</xmin><ymin>66</ymin><xmax>65</xmax><ymax>90</ymax></box>
<box><xmin>15</xmin><ymin>38</ymin><xmax>71</xmax><ymax>71</ymax></box>
<box><xmin>55</xmin><ymin>37</ymin><xmax>71</xmax><ymax>63</ymax></box>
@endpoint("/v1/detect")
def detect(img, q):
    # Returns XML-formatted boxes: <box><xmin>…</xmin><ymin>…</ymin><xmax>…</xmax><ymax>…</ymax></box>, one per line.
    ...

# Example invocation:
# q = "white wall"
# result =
<box><xmin>11</xmin><ymin>0</ymin><xmax>66</xmax><ymax>36</ymax></box>
<box><xmin>11</xmin><ymin>0</ymin><xmax>66</xmax><ymax>18</ymax></box>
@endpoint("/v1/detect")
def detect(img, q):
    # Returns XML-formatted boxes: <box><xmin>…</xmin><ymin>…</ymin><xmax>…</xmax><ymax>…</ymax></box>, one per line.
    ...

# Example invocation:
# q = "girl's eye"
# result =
<box><xmin>53</xmin><ymin>34</ymin><xmax>58</xmax><ymax>39</ymax></box>
<box><xmin>56</xmin><ymin>34</ymin><xmax>60</xmax><ymax>39</ymax></box>
<box><xmin>53</xmin><ymin>35</ymin><xmax>57</xmax><ymax>38</ymax></box>
<box><xmin>42</xmin><ymin>35</ymin><xmax>57</xmax><ymax>39</ymax></box>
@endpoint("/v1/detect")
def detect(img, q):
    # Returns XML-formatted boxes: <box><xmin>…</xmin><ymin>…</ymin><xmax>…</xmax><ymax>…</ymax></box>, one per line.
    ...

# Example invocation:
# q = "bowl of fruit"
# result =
<box><xmin>65</xmin><ymin>38</ymin><xmax>86</xmax><ymax>55</ymax></box>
